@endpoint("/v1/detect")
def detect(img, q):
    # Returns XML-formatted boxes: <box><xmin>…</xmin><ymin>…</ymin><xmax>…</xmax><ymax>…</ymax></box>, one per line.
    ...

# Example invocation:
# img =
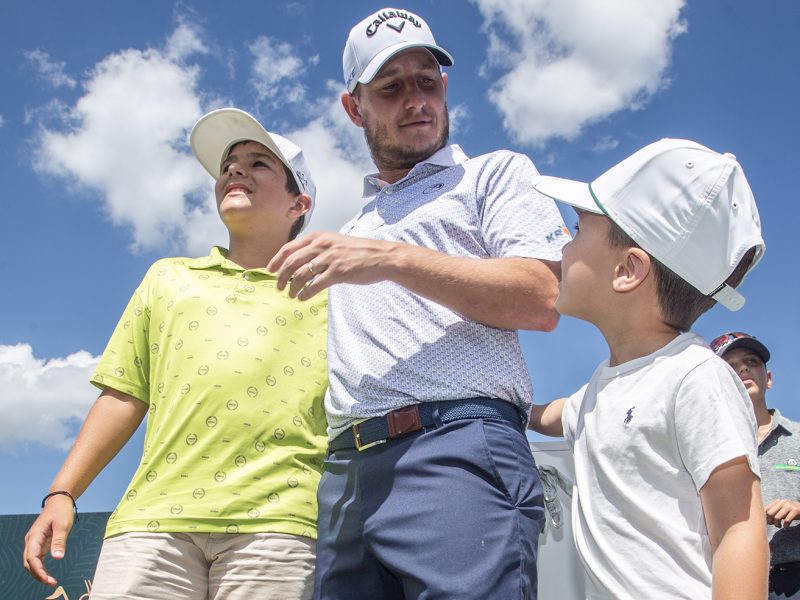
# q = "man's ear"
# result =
<box><xmin>289</xmin><ymin>194</ymin><xmax>312</xmax><ymax>218</ymax></box>
<box><xmin>766</xmin><ymin>370</ymin><xmax>773</xmax><ymax>390</ymax></box>
<box><xmin>341</xmin><ymin>91</ymin><xmax>363</xmax><ymax>127</ymax></box>
<box><xmin>611</xmin><ymin>247</ymin><xmax>652</xmax><ymax>293</ymax></box>
<box><xmin>442</xmin><ymin>71</ymin><xmax>448</xmax><ymax>93</ymax></box>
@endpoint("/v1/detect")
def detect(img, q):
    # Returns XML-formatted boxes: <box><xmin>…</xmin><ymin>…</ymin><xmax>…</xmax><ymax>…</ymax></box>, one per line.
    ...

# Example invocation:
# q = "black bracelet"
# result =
<box><xmin>41</xmin><ymin>491</ymin><xmax>79</xmax><ymax>522</ymax></box>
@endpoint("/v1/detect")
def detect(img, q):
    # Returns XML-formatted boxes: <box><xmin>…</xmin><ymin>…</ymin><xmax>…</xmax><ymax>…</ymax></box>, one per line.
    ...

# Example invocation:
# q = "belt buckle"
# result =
<box><xmin>352</xmin><ymin>418</ymin><xmax>386</xmax><ymax>452</ymax></box>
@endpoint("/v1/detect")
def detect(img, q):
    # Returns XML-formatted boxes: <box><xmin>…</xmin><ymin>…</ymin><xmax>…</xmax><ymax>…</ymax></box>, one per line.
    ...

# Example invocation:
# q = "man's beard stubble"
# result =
<box><xmin>361</xmin><ymin>105</ymin><xmax>450</xmax><ymax>172</ymax></box>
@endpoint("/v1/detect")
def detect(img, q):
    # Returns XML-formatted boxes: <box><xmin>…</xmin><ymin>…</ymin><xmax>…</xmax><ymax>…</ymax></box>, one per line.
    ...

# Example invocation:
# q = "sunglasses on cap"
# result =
<box><xmin>709</xmin><ymin>331</ymin><xmax>770</xmax><ymax>364</ymax></box>
<box><xmin>709</xmin><ymin>331</ymin><xmax>752</xmax><ymax>354</ymax></box>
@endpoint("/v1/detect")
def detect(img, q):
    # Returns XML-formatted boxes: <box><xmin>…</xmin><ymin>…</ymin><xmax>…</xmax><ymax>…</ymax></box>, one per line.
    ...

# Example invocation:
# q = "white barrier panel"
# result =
<box><xmin>531</xmin><ymin>440</ymin><xmax>587</xmax><ymax>600</ymax></box>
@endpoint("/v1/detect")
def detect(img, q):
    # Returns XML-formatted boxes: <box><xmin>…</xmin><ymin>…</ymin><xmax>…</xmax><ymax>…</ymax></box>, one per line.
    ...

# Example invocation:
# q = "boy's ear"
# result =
<box><xmin>612</xmin><ymin>247</ymin><xmax>652</xmax><ymax>293</ymax></box>
<box><xmin>289</xmin><ymin>194</ymin><xmax>312</xmax><ymax>218</ymax></box>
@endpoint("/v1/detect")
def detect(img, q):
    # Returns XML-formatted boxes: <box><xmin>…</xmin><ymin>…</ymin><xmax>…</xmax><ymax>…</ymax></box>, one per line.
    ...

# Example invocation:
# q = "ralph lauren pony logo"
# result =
<box><xmin>623</xmin><ymin>406</ymin><xmax>635</xmax><ymax>426</ymax></box>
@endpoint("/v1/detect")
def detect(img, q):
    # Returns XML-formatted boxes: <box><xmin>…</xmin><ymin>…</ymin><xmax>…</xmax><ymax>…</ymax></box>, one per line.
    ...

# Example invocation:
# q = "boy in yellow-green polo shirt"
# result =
<box><xmin>23</xmin><ymin>109</ymin><xmax>327</xmax><ymax>599</ymax></box>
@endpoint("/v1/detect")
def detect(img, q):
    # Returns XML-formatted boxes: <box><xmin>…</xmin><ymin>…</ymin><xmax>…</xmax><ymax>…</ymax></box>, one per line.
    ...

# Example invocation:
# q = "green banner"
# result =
<box><xmin>0</xmin><ymin>512</ymin><xmax>110</xmax><ymax>600</ymax></box>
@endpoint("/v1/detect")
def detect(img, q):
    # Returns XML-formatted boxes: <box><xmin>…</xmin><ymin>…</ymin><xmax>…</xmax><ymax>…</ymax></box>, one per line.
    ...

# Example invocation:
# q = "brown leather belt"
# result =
<box><xmin>329</xmin><ymin>398</ymin><xmax>523</xmax><ymax>452</ymax></box>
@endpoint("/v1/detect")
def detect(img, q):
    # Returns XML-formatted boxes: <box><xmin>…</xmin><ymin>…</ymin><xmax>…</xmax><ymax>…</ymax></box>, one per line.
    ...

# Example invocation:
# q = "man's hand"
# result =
<box><xmin>765</xmin><ymin>498</ymin><xmax>800</xmax><ymax>528</ymax></box>
<box><xmin>267</xmin><ymin>232</ymin><xmax>397</xmax><ymax>300</ymax></box>
<box><xmin>23</xmin><ymin>494</ymin><xmax>75</xmax><ymax>586</ymax></box>
<box><xmin>269</xmin><ymin>231</ymin><xmax>560</xmax><ymax>330</ymax></box>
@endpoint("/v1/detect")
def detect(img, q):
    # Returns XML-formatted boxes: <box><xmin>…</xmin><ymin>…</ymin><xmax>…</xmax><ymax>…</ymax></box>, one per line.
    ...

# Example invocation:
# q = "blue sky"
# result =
<box><xmin>1</xmin><ymin>0</ymin><xmax>798</xmax><ymax>515</ymax></box>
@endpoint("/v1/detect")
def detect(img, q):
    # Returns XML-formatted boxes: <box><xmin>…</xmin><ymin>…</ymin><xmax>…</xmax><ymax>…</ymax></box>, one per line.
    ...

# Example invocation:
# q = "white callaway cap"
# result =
<box><xmin>190</xmin><ymin>108</ymin><xmax>316</xmax><ymax>230</ymax></box>
<box><xmin>343</xmin><ymin>7</ymin><xmax>453</xmax><ymax>93</ymax></box>
<box><xmin>534</xmin><ymin>138</ymin><xmax>765</xmax><ymax>311</ymax></box>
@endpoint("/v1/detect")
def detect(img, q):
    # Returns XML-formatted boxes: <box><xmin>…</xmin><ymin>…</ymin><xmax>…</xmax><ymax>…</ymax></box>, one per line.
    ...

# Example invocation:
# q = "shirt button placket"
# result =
<box><xmin>236</xmin><ymin>271</ymin><xmax>255</xmax><ymax>295</ymax></box>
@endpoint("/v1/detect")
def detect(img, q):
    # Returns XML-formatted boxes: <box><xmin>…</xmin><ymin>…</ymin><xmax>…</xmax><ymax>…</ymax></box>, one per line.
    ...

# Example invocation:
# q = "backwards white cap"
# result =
<box><xmin>343</xmin><ymin>8</ymin><xmax>453</xmax><ymax>93</ymax></box>
<box><xmin>189</xmin><ymin>108</ymin><xmax>316</xmax><ymax>231</ymax></box>
<box><xmin>534</xmin><ymin>138</ymin><xmax>765</xmax><ymax>311</ymax></box>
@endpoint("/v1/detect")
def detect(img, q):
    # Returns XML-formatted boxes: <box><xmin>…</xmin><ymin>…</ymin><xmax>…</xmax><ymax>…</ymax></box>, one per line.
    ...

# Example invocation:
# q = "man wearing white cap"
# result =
<box><xmin>23</xmin><ymin>109</ymin><xmax>327</xmax><ymax>599</ymax></box>
<box><xmin>268</xmin><ymin>7</ymin><xmax>569</xmax><ymax>599</ymax></box>
<box><xmin>528</xmin><ymin>139</ymin><xmax>769</xmax><ymax>598</ymax></box>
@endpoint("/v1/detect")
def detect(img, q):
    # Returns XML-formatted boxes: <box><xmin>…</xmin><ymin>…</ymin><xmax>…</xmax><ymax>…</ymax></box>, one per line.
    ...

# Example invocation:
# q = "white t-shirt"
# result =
<box><xmin>562</xmin><ymin>332</ymin><xmax>759</xmax><ymax>599</ymax></box>
<box><xmin>326</xmin><ymin>144</ymin><xmax>569</xmax><ymax>437</ymax></box>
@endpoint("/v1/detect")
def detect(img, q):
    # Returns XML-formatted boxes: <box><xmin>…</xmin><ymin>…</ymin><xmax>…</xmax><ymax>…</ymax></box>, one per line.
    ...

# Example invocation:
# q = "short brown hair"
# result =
<box><xmin>282</xmin><ymin>163</ymin><xmax>305</xmax><ymax>241</ymax></box>
<box><xmin>607</xmin><ymin>221</ymin><xmax>757</xmax><ymax>331</ymax></box>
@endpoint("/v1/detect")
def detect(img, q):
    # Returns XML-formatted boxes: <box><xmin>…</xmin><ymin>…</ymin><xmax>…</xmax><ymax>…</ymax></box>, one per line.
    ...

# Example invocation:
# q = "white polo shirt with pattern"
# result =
<box><xmin>91</xmin><ymin>247</ymin><xmax>328</xmax><ymax>539</ymax></box>
<box><xmin>326</xmin><ymin>144</ymin><xmax>570</xmax><ymax>438</ymax></box>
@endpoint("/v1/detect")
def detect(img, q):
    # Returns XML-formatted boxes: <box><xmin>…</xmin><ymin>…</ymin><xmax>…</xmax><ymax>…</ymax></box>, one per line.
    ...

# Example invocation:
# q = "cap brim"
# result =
<box><xmin>719</xmin><ymin>337</ymin><xmax>770</xmax><ymax>362</ymax></box>
<box><xmin>190</xmin><ymin>108</ymin><xmax>293</xmax><ymax>181</ymax></box>
<box><xmin>355</xmin><ymin>42</ymin><xmax>454</xmax><ymax>90</ymax></box>
<box><xmin>533</xmin><ymin>176</ymin><xmax>603</xmax><ymax>214</ymax></box>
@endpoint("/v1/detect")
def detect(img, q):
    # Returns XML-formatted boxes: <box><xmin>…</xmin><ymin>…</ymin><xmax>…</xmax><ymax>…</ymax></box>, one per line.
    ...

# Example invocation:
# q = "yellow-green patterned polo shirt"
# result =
<box><xmin>91</xmin><ymin>247</ymin><xmax>328</xmax><ymax>539</ymax></box>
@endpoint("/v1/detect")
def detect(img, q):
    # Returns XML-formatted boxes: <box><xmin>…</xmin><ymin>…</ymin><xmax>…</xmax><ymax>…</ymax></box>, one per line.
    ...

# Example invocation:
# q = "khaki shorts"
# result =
<box><xmin>89</xmin><ymin>531</ymin><xmax>315</xmax><ymax>599</ymax></box>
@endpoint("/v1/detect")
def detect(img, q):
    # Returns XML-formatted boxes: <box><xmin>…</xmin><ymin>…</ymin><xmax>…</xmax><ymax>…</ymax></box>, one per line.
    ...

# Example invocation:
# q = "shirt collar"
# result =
<box><xmin>418</xmin><ymin>144</ymin><xmax>468</xmax><ymax>168</ymax></box>
<box><xmin>362</xmin><ymin>144</ymin><xmax>468</xmax><ymax>196</ymax></box>
<box><xmin>186</xmin><ymin>247</ymin><xmax>272</xmax><ymax>276</ymax></box>
<box><xmin>769</xmin><ymin>408</ymin><xmax>794</xmax><ymax>436</ymax></box>
<box><xmin>186</xmin><ymin>246</ymin><xmax>228</xmax><ymax>270</ymax></box>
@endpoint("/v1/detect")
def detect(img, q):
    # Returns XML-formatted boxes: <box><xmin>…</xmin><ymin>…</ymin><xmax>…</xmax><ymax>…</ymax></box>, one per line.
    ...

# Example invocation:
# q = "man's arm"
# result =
<box><xmin>700</xmin><ymin>456</ymin><xmax>769</xmax><ymax>599</ymax></box>
<box><xmin>528</xmin><ymin>399</ymin><xmax>566</xmax><ymax>437</ymax></box>
<box><xmin>23</xmin><ymin>388</ymin><xmax>148</xmax><ymax>587</ymax></box>
<box><xmin>267</xmin><ymin>232</ymin><xmax>561</xmax><ymax>331</ymax></box>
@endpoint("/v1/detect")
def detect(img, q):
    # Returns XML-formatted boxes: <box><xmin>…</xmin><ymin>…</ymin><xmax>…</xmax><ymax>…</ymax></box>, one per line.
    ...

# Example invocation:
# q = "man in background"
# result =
<box><xmin>714</xmin><ymin>331</ymin><xmax>800</xmax><ymax>599</ymax></box>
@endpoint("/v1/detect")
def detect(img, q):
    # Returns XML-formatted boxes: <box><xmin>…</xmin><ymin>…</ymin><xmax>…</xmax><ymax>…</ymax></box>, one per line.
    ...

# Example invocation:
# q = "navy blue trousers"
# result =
<box><xmin>771</xmin><ymin>562</ymin><xmax>800</xmax><ymax>599</ymax></box>
<box><xmin>314</xmin><ymin>416</ymin><xmax>544</xmax><ymax>599</ymax></box>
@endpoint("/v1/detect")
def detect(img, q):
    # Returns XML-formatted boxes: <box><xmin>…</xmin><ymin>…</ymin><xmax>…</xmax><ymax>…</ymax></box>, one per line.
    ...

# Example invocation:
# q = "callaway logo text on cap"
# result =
<box><xmin>365</xmin><ymin>10</ymin><xmax>423</xmax><ymax>36</ymax></box>
<box><xmin>343</xmin><ymin>7</ymin><xmax>454</xmax><ymax>93</ymax></box>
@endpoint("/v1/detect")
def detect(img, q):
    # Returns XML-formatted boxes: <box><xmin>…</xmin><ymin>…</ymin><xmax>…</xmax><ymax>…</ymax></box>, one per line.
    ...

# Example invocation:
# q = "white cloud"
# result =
<box><xmin>28</xmin><ymin>24</ymin><xmax>374</xmax><ymax>254</ymax></box>
<box><xmin>592</xmin><ymin>135</ymin><xmax>619</xmax><ymax>153</ymax></box>
<box><xmin>288</xmin><ymin>82</ymin><xmax>375</xmax><ymax>234</ymax></box>
<box><xmin>24</xmin><ymin>49</ymin><xmax>77</xmax><ymax>89</ymax></box>
<box><xmin>473</xmin><ymin>0</ymin><xmax>687</xmax><ymax>146</ymax></box>
<box><xmin>0</xmin><ymin>114</ymin><xmax>4</xmax><ymax>128</ymax></box>
<box><xmin>282</xmin><ymin>2</ymin><xmax>309</xmax><ymax>16</ymax></box>
<box><xmin>183</xmin><ymin>189</ymin><xmax>228</xmax><ymax>256</ymax></box>
<box><xmin>0</xmin><ymin>344</ymin><xmax>98</xmax><ymax>451</ymax></box>
<box><xmin>32</xmin><ymin>22</ymin><xmax>223</xmax><ymax>253</ymax></box>
<box><xmin>249</xmin><ymin>36</ymin><xmax>319</xmax><ymax>106</ymax></box>
<box><xmin>23</xmin><ymin>98</ymin><xmax>69</xmax><ymax>126</ymax></box>
<box><xmin>165</xmin><ymin>19</ymin><xmax>209</xmax><ymax>62</ymax></box>
<box><xmin>449</xmin><ymin>102</ymin><xmax>471</xmax><ymax>136</ymax></box>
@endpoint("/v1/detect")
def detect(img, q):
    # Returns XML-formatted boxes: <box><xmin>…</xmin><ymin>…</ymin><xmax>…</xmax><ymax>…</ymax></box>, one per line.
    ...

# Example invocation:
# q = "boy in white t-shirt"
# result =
<box><xmin>529</xmin><ymin>139</ymin><xmax>769</xmax><ymax>599</ymax></box>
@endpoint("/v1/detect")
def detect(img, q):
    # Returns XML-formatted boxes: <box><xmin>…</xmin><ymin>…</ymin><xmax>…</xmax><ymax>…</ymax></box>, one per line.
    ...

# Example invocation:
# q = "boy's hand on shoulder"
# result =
<box><xmin>528</xmin><ymin>398</ymin><xmax>566</xmax><ymax>437</ymax></box>
<box><xmin>765</xmin><ymin>498</ymin><xmax>800</xmax><ymax>528</ymax></box>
